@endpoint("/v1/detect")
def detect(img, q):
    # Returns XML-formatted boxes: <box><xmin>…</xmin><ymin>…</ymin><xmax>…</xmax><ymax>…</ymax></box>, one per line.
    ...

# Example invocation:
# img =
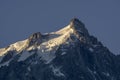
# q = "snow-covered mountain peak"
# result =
<box><xmin>0</xmin><ymin>18</ymin><xmax>90</xmax><ymax>57</ymax></box>
<box><xmin>0</xmin><ymin>18</ymin><xmax>92</xmax><ymax>65</ymax></box>
<box><xmin>0</xmin><ymin>18</ymin><xmax>120</xmax><ymax>80</ymax></box>
<box><xmin>55</xmin><ymin>18</ymin><xmax>89</xmax><ymax>35</ymax></box>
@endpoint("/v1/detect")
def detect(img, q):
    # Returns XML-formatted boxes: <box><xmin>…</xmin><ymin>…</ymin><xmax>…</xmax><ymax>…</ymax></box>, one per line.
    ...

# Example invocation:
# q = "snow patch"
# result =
<box><xmin>88</xmin><ymin>68</ymin><xmax>96</xmax><ymax>80</ymax></box>
<box><xmin>0</xmin><ymin>39</ymin><xmax>28</xmax><ymax>56</ymax></box>
<box><xmin>0</xmin><ymin>60</ymin><xmax>11</xmax><ymax>68</ymax></box>
<box><xmin>27</xmin><ymin>66</ymin><xmax>31</xmax><ymax>71</ymax></box>
<box><xmin>93</xmin><ymin>71</ymin><xmax>97</xmax><ymax>74</ymax></box>
<box><xmin>13</xmin><ymin>39</ymin><xmax>28</xmax><ymax>52</ymax></box>
<box><xmin>50</xmin><ymin>65</ymin><xmax>65</xmax><ymax>77</ymax></box>
<box><xmin>102</xmin><ymin>72</ymin><xmax>110</xmax><ymax>77</ymax></box>
<box><xmin>27</xmin><ymin>45</ymin><xmax>36</xmax><ymax>51</ymax></box>
<box><xmin>61</xmin><ymin>52</ymin><xmax>66</xmax><ymax>55</ymax></box>
<box><xmin>18</xmin><ymin>51</ymin><xmax>34</xmax><ymax>61</ymax></box>
<box><xmin>89</xmin><ymin>47</ymin><xmax>94</xmax><ymax>52</ymax></box>
<box><xmin>37</xmin><ymin>49</ymin><xmax>56</xmax><ymax>64</ymax></box>
<box><xmin>0</xmin><ymin>56</ymin><xmax>4</xmax><ymax>63</ymax></box>
<box><xmin>55</xmin><ymin>25</ymin><xmax>72</xmax><ymax>34</ymax></box>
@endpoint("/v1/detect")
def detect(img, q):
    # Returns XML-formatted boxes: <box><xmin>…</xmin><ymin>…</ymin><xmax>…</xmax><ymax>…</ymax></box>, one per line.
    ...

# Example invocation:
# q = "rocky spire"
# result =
<box><xmin>70</xmin><ymin>18</ymin><xmax>89</xmax><ymax>35</ymax></box>
<box><xmin>70</xmin><ymin>18</ymin><xmax>90</xmax><ymax>43</ymax></box>
<box><xmin>28</xmin><ymin>32</ymin><xmax>42</xmax><ymax>46</ymax></box>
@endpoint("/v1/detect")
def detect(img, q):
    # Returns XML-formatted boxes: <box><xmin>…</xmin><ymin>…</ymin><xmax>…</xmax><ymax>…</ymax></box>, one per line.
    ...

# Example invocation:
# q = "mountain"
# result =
<box><xmin>0</xmin><ymin>18</ymin><xmax>119</xmax><ymax>80</ymax></box>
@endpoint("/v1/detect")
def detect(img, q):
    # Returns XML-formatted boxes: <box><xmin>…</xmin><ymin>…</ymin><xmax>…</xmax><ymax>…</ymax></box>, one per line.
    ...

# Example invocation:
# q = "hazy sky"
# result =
<box><xmin>0</xmin><ymin>0</ymin><xmax>120</xmax><ymax>54</ymax></box>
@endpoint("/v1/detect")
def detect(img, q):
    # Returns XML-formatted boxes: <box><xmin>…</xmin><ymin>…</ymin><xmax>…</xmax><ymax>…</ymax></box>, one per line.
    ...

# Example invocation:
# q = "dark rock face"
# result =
<box><xmin>0</xmin><ymin>37</ymin><xmax>119</xmax><ymax>80</ymax></box>
<box><xmin>70</xmin><ymin>18</ymin><xmax>89</xmax><ymax>36</ymax></box>
<box><xmin>70</xmin><ymin>18</ymin><xmax>89</xmax><ymax>43</ymax></box>
<box><xmin>0</xmin><ymin>18</ymin><xmax>120</xmax><ymax>80</ymax></box>
<box><xmin>0</xmin><ymin>51</ymin><xmax>15</xmax><ymax>64</ymax></box>
<box><xmin>28</xmin><ymin>32</ymin><xmax>42</xmax><ymax>46</ymax></box>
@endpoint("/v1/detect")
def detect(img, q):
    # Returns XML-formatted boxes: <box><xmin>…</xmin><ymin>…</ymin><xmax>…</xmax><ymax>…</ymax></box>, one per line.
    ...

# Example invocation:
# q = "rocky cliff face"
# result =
<box><xmin>0</xmin><ymin>18</ymin><xmax>119</xmax><ymax>80</ymax></box>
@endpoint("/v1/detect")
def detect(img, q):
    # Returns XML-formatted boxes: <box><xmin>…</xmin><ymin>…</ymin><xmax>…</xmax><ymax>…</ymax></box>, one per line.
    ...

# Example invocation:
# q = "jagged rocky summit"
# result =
<box><xmin>0</xmin><ymin>18</ymin><xmax>120</xmax><ymax>80</ymax></box>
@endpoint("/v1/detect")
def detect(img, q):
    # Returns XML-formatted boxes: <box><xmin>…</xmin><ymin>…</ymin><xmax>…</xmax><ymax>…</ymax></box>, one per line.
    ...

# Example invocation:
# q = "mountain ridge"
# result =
<box><xmin>0</xmin><ymin>18</ymin><xmax>89</xmax><ymax>56</ymax></box>
<box><xmin>0</xmin><ymin>18</ymin><xmax>119</xmax><ymax>80</ymax></box>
